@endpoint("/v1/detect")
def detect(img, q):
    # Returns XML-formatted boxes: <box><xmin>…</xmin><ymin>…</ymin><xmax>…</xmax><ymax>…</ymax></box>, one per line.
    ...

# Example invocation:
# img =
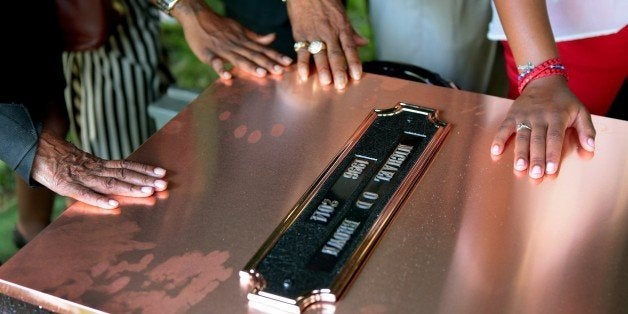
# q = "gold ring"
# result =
<box><xmin>293</xmin><ymin>41</ymin><xmax>309</xmax><ymax>52</ymax></box>
<box><xmin>516</xmin><ymin>122</ymin><xmax>532</xmax><ymax>132</ymax></box>
<box><xmin>307</xmin><ymin>40</ymin><xmax>326</xmax><ymax>54</ymax></box>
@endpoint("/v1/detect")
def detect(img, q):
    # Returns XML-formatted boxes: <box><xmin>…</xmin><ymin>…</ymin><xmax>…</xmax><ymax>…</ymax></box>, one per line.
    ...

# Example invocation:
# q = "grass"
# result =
<box><xmin>0</xmin><ymin>0</ymin><xmax>373</xmax><ymax>263</ymax></box>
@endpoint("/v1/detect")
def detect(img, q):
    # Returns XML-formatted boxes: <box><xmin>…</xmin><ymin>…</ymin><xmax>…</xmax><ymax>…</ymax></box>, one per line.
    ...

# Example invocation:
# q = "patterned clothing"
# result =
<box><xmin>63</xmin><ymin>0</ymin><xmax>172</xmax><ymax>160</ymax></box>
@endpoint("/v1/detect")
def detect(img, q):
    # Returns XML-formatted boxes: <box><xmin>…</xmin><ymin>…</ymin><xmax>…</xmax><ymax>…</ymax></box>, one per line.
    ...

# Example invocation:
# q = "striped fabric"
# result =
<box><xmin>62</xmin><ymin>0</ymin><xmax>171</xmax><ymax>160</ymax></box>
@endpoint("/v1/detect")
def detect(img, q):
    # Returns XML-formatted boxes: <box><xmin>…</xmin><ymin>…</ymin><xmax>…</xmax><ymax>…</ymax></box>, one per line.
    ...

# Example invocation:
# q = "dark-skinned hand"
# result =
<box><xmin>171</xmin><ymin>0</ymin><xmax>293</xmax><ymax>80</ymax></box>
<box><xmin>490</xmin><ymin>75</ymin><xmax>596</xmax><ymax>179</ymax></box>
<box><xmin>31</xmin><ymin>128</ymin><xmax>168</xmax><ymax>209</ymax></box>
<box><xmin>286</xmin><ymin>0</ymin><xmax>368</xmax><ymax>89</ymax></box>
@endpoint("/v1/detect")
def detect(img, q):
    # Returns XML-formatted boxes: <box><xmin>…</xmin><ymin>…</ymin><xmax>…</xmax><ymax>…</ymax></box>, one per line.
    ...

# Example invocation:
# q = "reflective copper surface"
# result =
<box><xmin>0</xmin><ymin>69</ymin><xmax>627</xmax><ymax>313</ymax></box>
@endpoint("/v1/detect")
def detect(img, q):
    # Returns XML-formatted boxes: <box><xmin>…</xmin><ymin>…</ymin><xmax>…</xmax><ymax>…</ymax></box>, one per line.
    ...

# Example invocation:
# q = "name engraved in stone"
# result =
<box><xmin>321</xmin><ymin>219</ymin><xmax>361</xmax><ymax>257</ymax></box>
<box><xmin>374</xmin><ymin>144</ymin><xmax>413</xmax><ymax>182</ymax></box>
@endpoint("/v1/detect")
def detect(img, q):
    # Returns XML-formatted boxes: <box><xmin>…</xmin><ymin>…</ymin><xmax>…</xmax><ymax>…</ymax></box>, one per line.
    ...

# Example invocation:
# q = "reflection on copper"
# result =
<box><xmin>102</xmin><ymin>250</ymin><xmax>232</xmax><ymax>313</ymax></box>
<box><xmin>0</xmin><ymin>70</ymin><xmax>625</xmax><ymax>313</ymax></box>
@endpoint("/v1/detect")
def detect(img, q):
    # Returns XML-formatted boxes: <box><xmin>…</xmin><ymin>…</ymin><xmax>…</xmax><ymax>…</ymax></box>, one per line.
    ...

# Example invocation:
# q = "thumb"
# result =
<box><xmin>574</xmin><ymin>109</ymin><xmax>596</xmax><ymax>152</ymax></box>
<box><xmin>353</xmin><ymin>32</ymin><xmax>369</xmax><ymax>47</ymax></box>
<box><xmin>246</xmin><ymin>30</ymin><xmax>276</xmax><ymax>45</ymax></box>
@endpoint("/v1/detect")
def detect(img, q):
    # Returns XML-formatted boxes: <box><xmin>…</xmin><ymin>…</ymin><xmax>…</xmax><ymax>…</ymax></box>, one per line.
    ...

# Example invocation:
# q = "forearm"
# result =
<box><xmin>0</xmin><ymin>104</ymin><xmax>43</xmax><ymax>184</ymax></box>
<box><xmin>493</xmin><ymin>0</ymin><xmax>558</xmax><ymax>67</ymax></box>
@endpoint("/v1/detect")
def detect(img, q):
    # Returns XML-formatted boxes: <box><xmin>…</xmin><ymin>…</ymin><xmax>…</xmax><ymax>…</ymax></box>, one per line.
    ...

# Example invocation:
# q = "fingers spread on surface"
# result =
<box><xmin>528</xmin><ymin>124</ymin><xmax>547</xmax><ymax>179</ymax></box>
<box><xmin>340</xmin><ymin>31</ymin><xmax>362</xmax><ymax>80</ymax></box>
<box><xmin>514</xmin><ymin>121</ymin><xmax>532</xmax><ymax>172</ymax></box>
<box><xmin>491</xmin><ymin>118</ymin><xmax>516</xmax><ymax>156</ymax></box>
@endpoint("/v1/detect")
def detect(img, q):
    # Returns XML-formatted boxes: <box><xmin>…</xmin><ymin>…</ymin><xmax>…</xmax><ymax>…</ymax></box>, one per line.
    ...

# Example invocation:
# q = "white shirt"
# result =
<box><xmin>487</xmin><ymin>0</ymin><xmax>628</xmax><ymax>42</ymax></box>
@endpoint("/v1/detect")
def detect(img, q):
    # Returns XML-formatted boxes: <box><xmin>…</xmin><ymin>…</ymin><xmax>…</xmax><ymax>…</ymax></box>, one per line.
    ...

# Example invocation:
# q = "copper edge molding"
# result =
<box><xmin>239</xmin><ymin>103</ymin><xmax>451</xmax><ymax>313</ymax></box>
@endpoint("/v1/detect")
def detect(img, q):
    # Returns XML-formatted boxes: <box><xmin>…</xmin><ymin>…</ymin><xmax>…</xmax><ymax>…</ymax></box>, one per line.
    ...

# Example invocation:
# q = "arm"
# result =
<box><xmin>160</xmin><ymin>0</ymin><xmax>293</xmax><ymax>79</ymax></box>
<box><xmin>1</xmin><ymin>103</ymin><xmax>169</xmax><ymax>209</ymax></box>
<box><xmin>286</xmin><ymin>0</ymin><xmax>368</xmax><ymax>89</ymax></box>
<box><xmin>0</xmin><ymin>104</ymin><xmax>42</xmax><ymax>184</ymax></box>
<box><xmin>490</xmin><ymin>0</ymin><xmax>596</xmax><ymax>179</ymax></box>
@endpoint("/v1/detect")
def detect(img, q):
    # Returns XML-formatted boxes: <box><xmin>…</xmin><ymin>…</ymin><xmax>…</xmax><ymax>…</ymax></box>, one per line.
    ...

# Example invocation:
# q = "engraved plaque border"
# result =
<box><xmin>240</xmin><ymin>103</ymin><xmax>450</xmax><ymax>312</ymax></box>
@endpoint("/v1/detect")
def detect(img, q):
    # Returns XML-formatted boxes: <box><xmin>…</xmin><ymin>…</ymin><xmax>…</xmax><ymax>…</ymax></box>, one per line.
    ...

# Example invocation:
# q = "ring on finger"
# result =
<box><xmin>294</xmin><ymin>41</ymin><xmax>309</xmax><ymax>52</ymax></box>
<box><xmin>307</xmin><ymin>40</ymin><xmax>326</xmax><ymax>54</ymax></box>
<box><xmin>516</xmin><ymin>122</ymin><xmax>532</xmax><ymax>132</ymax></box>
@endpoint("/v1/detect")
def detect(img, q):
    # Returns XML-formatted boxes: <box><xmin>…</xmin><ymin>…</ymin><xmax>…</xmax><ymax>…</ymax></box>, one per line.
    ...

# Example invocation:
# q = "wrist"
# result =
<box><xmin>517</xmin><ymin>57</ymin><xmax>568</xmax><ymax>95</ymax></box>
<box><xmin>155</xmin><ymin>0</ymin><xmax>182</xmax><ymax>16</ymax></box>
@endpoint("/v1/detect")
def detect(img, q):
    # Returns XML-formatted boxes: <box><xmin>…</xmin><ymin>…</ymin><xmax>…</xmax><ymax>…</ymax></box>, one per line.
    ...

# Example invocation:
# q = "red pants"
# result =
<box><xmin>502</xmin><ymin>26</ymin><xmax>628</xmax><ymax>116</ymax></box>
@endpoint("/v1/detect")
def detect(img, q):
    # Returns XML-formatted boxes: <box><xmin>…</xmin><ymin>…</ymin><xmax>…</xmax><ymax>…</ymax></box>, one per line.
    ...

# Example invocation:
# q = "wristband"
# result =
<box><xmin>517</xmin><ymin>58</ymin><xmax>568</xmax><ymax>94</ymax></box>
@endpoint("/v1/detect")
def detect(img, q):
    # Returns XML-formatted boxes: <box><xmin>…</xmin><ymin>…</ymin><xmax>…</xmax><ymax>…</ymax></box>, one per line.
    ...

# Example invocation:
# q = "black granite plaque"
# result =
<box><xmin>241</xmin><ymin>103</ymin><xmax>449</xmax><ymax>312</ymax></box>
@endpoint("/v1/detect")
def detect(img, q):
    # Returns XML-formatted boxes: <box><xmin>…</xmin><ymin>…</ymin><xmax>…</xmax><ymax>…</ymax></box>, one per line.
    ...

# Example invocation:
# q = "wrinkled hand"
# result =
<box><xmin>31</xmin><ymin>129</ymin><xmax>168</xmax><ymax>209</ymax></box>
<box><xmin>172</xmin><ymin>0</ymin><xmax>293</xmax><ymax>79</ymax></box>
<box><xmin>287</xmin><ymin>0</ymin><xmax>368</xmax><ymax>89</ymax></box>
<box><xmin>490</xmin><ymin>76</ymin><xmax>596</xmax><ymax>179</ymax></box>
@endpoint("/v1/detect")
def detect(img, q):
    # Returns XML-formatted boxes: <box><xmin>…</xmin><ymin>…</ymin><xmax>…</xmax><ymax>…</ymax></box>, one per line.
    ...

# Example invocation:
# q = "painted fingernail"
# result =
<box><xmin>530</xmin><ymin>165</ymin><xmax>543</xmax><ymax>178</ymax></box>
<box><xmin>273</xmin><ymin>65</ymin><xmax>283</xmax><ymax>74</ymax></box>
<box><xmin>546</xmin><ymin>162</ymin><xmax>557</xmax><ymax>174</ymax></box>
<box><xmin>141</xmin><ymin>186</ymin><xmax>154</xmax><ymax>194</ymax></box>
<box><xmin>154</xmin><ymin>167</ymin><xmax>166</xmax><ymax>176</ymax></box>
<box><xmin>515</xmin><ymin>158</ymin><xmax>526</xmax><ymax>171</ymax></box>
<box><xmin>108</xmin><ymin>199</ymin><xmax>119</xmax><ymax>207</ymax></box>
<box><xmin>491</xmin><ymin>145</ymin><xmax>500</xmax><ymax>155</ymax></box>
<box><xmin>587</xmin><ymin>138</ymin><xmax>595</xmax><ymax>150</ymax></box>
<box><xmin>282</xmin><ymin>56</ymin><xmax>293</xmax><ymax>64</ymax></box>
<box><xmin>256</xmin><ymin>67</ymin><xmax>267</xmax><ymax>77</ymax></box>
<box><xmin>155</xmin><ymin>180</ymin><xmax>167</xmax><ymax>190</ymax></box>
<box><xmin>320</xmin><ymin>72</ymin><xmax>332</xmax><ymax>85</ymax></box>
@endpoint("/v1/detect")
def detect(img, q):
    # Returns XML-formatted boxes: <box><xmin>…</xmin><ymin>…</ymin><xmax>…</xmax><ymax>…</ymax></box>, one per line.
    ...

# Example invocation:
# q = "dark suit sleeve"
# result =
<box><xmin>0</xmin><ymin>103</ymin><xmax>43</xmax><ymax>184</ymax></box>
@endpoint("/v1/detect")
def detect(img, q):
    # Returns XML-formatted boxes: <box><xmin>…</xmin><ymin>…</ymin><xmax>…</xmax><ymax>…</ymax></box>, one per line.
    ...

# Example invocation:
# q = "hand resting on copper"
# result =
<box><xmin>31</xmin><ymin>128</ymin><xmax>168</xmax><ymax>209</ymax></box>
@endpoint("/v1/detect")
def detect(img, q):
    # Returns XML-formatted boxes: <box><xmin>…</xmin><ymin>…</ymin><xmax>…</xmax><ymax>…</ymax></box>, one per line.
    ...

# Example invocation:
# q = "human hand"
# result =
<box><xmin>490</xmin><ymin>76</ymin><xmax>596</xmax><ymax>179</ymax></box>
<box><xmin>171</xmin><ymin>0</ymin><xmax>293</xmax><ymax>79</ymax></box>
<box><xmin>31</xmin><ymin>129</ymin><xmax>168</xmax><ymax>209</ymax></box>
<box><xmin>286</xmin><ymin>0</ymin><xmax>368</xmax><ymax>89</ymax></box>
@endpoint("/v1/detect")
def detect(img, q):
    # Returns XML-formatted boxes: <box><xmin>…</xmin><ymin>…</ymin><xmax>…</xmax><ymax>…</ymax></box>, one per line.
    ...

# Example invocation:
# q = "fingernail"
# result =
<box><xmin>154</xmin><ymin>167</ymin><xmax>166</xmax><ymax>176</ymax></box>
<box><xmin>530</xmin><ymin>165</ymin><xmax>543</xmax><ymax>178</ymax></box>
<box><xmin>155</xmin><ymin>180</ymin><xmax>167</xmax><ymax>190</ymax></box>
<box><xmin>282</xmin><ymin>56</ymin><xmax>293</xmax><ymax>64</ymax></box>
<box><xmin>255</xmin><ymin>67</ymin><xmax>267</xmax><ymax>77</ymax></box>
<box><xmin>491</xmin><ymin>145</ymin><xmax>500</xmax><ymax>155</ymax></box>
<box><xmin>546</xmin><ymin>162</ymin><xmax>557</xmax><ymax>174</ymax></box>
<box><xmin>108</xmin><ymin>199</ymin><xmax>119</xmax><ymax>207</ymax></box>
<box><xmin>298</xmin><ymin>68</ymin><xmax>308</xmax><ymax>81</ymax></box>
<box><xmin>515</xmin><ymin>158</ymin><xmax>526</xmax><ymax>171</ymax></box>
<box><xmin>141</xmin><ymin>186</ymin><xmax>154</xmax><ymax>194</ymax></box>
<box><xmin>335</xmin><ymin>76</ymin><xmax>347</xmax><ymax>89</ymax></box>
<box><xmin>320</xmin><ymin>72</ymin><xmax>332</xmax><ymax>85</ymax></box>
<box><xmin>587</xmin><ymin>138</ymin><xmax>595</xmax><ymax>150</ymax></box>
<box><xmin>222</xmin><ymin>72</ymin><xmax>232</xmax><ymax>80</ymax></box>
<box><xmin>350</xmin><ymin>66</ymin><xmax>361</xmax><ymax>80</ymax></box>
<box><xmin>273</xmin><ymin>65</ymin><xmax>283</xmax><ymax>74</ymax></box>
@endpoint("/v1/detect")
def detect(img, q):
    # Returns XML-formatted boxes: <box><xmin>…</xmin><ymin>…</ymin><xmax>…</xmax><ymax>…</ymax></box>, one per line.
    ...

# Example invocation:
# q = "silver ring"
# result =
<box><xmin>293</xmin><ymin>41</ymin><xmax>308</xmax><ymax>52</ymax></box>
<box><xmin>307</xmin><ymin>40</ymin><xmax>326</xmax><ymax>54</ymax></box>
<box><xmin>516</xmin><ymin>122</ymin><xmax>532</xmax><ymax>132</ymax></box>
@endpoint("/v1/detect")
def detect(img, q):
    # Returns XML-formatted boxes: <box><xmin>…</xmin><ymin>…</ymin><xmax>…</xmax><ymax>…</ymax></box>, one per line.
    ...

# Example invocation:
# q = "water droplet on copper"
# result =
<box><xmin>270</xmin><ymin>124</ymin><xmax>285</xmax><ymax>137</ymax></box>
<box><xmin>219</xmin><ymin>111</ymin><xmax>231</xmax><ymax>121</ymax></box>
<box><xmin>234</xmin><ymin>125</ymin><xmax>247</xmax><ymax>138</ymax></box>
<box><xmin>248</xmin><ymin>130</ymin><xmax>262</xmax><ymax>143</ymax></box>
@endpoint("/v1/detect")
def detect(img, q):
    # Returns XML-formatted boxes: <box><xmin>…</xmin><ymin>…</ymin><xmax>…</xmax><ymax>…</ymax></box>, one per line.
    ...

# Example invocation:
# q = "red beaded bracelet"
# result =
<box><xmin>517</xmin><ymin>57</ymin><xmax>568</xmax><ymax>94</ymax></box>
